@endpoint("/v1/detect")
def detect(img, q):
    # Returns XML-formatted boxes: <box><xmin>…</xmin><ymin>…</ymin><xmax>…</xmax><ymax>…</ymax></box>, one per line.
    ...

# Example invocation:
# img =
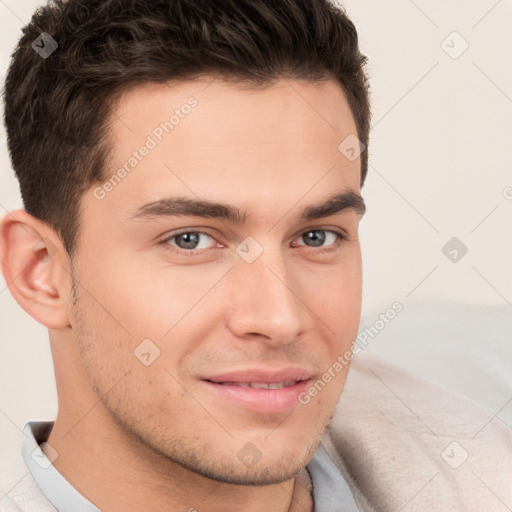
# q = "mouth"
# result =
<box><xmin>214</xmin><ymin>380</ymin><xmax>299</xmax><ymax>389</ymax></box>
<box><xmin>201</xmin><ymin>368</ymin><xmax>313</xmax><ymax>414</ymax></box>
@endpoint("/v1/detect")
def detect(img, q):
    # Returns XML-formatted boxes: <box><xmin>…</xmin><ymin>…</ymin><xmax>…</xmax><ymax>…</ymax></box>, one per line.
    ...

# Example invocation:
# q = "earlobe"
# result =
<box><xmin>0</xmin><ymin>210</ymin><xmax>71</xmax><ymax>329</ymax></box>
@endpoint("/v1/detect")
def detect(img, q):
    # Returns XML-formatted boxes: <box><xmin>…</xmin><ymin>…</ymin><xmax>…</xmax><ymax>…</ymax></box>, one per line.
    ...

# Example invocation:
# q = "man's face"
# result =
<box><xmin>70</xmin><ymin>77</ymin><xmax>363</xmax><ymax>484</ymax></box>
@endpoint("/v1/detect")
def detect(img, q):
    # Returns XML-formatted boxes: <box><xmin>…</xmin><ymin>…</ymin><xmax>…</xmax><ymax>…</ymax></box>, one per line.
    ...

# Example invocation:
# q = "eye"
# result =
<box><xmin>163</xmin><ymin>231</ymin><xmax>218</xmax><ymax>251</ymax></box>
<box><xmin>293</xmin><ymin>229</ymin><xmax>344</xmax><ymax>249</ymax></box>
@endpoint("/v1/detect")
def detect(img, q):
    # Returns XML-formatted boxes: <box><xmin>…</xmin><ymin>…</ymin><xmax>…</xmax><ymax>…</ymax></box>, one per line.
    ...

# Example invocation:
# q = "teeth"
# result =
<box><xmin>250</xmin><ymin>382</ymin><xmax>270</xmax><ymax>389</ymax></box>
<box><xmin>221</xmin><ymin>380</ymin><xmax>298</xmax><ymax>389</ymax></box>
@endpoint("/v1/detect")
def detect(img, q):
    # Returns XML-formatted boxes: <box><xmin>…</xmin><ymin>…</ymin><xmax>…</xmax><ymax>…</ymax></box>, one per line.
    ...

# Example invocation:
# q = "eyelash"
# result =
<box><xmin>159</xmin><ymin>228</ymin><xmax>347</xmax><ymax>256</ymax></box>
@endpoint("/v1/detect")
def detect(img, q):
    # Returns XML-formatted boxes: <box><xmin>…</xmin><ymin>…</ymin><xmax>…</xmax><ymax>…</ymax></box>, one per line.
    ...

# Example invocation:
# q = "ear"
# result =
<box><xmin>0</xmin><ymin>210</ymin><xmax>72</xmax><ymax>329</ymax></box>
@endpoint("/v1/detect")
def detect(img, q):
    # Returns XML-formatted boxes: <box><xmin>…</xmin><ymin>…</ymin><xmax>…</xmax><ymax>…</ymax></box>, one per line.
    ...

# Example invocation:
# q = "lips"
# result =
<box><xmin>201</xmin><ymin>367</ymin><xmax>313</xmax><ymax>414</ymax></box>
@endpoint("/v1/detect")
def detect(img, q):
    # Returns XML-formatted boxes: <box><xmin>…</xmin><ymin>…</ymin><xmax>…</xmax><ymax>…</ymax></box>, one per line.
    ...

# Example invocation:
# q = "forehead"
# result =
<box><xmin>111</xmin><ymin>77</ymin><xmax>357</xmax><ymax>142</ymax></box>
<box><xmin>97</xmin><ymin>77</ymin><xmax>361</xmax><ymax>221</ymax></box>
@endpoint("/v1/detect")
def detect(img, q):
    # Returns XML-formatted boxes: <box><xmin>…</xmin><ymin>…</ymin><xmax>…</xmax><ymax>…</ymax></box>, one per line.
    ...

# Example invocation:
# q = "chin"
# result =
<box><xmin>185</xmin><ymin>454</ymin><xmax>309</xmax><ymax>486</ymax></box>
<box><xmin>151</xmin><ymin>433</ymin><xmax>317</xmax><ymax>486</ymax></box>
<box><xmin>196</xmin><ymin>434</ymin><xmax>320</xmax><ymax>485</ymax></box>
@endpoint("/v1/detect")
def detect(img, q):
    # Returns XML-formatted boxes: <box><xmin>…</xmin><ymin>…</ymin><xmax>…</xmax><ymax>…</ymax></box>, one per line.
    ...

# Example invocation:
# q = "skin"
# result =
<box><xmin>1</xmin><ymin>77</ymin><xmax>364</xmax><ymax>511</ymax></box>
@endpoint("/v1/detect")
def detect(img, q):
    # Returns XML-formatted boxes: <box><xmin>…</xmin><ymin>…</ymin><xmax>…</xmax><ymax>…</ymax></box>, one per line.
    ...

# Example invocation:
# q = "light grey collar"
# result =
<box><xmin>21</xmin><ymin>422</ymin><xmax>101</xmax><ymax>512</ymax></box>
<box><xmin>307</xmin><ymin>443</ymin><xmax>361</xmax><ymax>511</ymax></box>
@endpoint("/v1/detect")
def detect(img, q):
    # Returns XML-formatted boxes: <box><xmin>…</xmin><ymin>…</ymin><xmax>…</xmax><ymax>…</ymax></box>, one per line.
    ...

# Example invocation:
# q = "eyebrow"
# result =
<box><xmin>130</xmin><ymin>191</ymin><xmax>365</xmax><ymax>223</ymax></box>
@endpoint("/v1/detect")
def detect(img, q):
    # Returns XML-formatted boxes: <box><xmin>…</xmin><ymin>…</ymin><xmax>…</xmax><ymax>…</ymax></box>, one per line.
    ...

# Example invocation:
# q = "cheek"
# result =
<box><xmin>69</xmin><ymin>293</ymin><xmax>133</xmax><ymax>406</ymax></box>
<box><xmin>320</xmin><ymin>290</ymin><xmax>361</xmax><ymax>383</ymax></box>
<box><xmin>77</xmin><ymin>247</ymin><xmax>227</xmax><ymax>337</ymax></box>
<box><xmin>70</xmin><ymin>254</ymin><xmax>232</xmax><ymax>393</ymax></box>
<box><xmin>301</xmin><ymin>252</ymin><xmax>362</xmax><ymax>333</ymax></box>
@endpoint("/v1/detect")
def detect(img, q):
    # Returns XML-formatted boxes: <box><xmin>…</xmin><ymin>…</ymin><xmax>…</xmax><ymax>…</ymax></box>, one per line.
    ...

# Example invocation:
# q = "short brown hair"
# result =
<box><xmin>3</xmin><ymin>0</ymin><xmax>371</xmax><ymax>255</ymax></box>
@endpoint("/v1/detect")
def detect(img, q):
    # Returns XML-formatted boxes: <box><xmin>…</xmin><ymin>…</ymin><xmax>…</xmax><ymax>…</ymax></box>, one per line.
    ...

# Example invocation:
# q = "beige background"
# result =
<box><xmin>1</xmin><ymin>0</ymin><xmax>511</xmax><ymax>462</ymax></box>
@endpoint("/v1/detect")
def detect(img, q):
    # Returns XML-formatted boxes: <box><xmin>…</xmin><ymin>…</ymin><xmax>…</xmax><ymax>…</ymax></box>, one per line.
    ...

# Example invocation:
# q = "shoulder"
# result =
<box><xmin>323</xmin><ymin>350</ymin><xmax>512</xmax><ymax>512</ymax></box>
<box><xmin>0</xmin><ymin>455</ymin><xmax>57</xmax><ymax>512</ymax></box>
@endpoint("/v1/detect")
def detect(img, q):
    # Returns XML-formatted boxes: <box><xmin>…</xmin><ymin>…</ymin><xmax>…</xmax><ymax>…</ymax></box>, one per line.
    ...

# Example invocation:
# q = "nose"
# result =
<box><xmin>225</xmin><ymin>247</ymin><xmax>313</xmax><ymax>345</ymax></box>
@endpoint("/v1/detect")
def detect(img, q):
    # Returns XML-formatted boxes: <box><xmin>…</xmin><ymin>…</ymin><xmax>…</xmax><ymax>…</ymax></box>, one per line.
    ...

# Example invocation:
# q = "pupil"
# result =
<box><xmin>304</xmin><ymin>230</ymin><xmax>325</xmax><ymax>247</ymax></box>
<box><xmin>177</xmin><ymin>233</ymin><xmax>200</xmax><ymax>249</ymax></box>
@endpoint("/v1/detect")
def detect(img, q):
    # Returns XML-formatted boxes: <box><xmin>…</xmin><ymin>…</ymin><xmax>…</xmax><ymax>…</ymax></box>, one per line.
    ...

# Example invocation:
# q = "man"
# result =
<box><xmin>0</xmin><ymin>1</ymin><xmax>510</xmax><ymax>511</ymax></box>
